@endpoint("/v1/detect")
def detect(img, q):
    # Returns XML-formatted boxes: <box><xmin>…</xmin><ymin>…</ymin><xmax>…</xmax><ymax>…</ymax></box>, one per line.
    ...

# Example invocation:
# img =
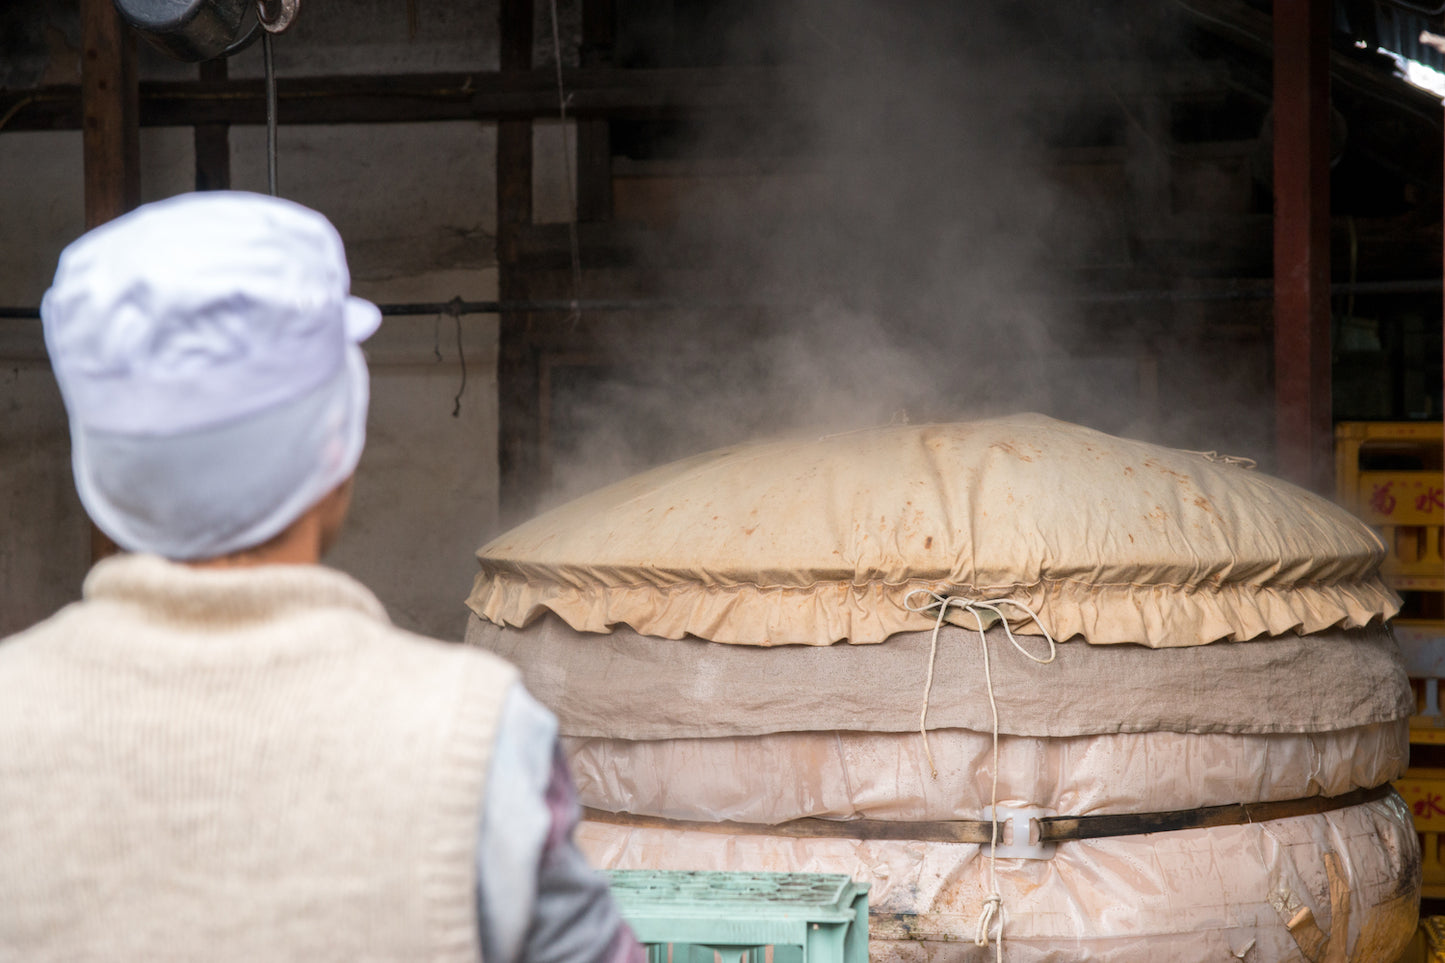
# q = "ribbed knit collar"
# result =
<box><xmin>83</xmin><ymin>553</ymin><xmax>391</xmax><ymax>627</ymax></box>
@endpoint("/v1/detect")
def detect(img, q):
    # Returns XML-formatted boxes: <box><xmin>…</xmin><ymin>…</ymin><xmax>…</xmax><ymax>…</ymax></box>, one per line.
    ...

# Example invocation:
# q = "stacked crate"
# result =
<box><xmin>606</xmin><ymin>871</ymin><xmax>870</xmax><ymax>963</ymax></box>
<box><xmin>1336</xmin><ymin>421</ymin><xmax>1445</xmax><ymax>898</ymax></box>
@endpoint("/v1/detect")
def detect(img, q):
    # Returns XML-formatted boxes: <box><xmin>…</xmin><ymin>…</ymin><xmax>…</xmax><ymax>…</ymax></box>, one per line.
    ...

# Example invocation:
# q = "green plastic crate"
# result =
<box><xmin>607</xmin><ymin>870</ymin><xmax>869</xmax><ymax>963</ymax></box>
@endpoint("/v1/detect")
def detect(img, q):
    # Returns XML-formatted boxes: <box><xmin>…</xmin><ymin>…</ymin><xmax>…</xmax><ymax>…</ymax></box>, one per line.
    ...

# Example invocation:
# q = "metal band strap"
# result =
<box><xmin>583</xmin><ymin>783</ymin><xmax>1397</xmax><ymax>845</ymax></box>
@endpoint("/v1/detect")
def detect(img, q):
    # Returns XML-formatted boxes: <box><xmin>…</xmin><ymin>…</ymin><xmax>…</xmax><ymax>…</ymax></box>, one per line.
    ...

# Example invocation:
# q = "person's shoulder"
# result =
<box><xmin>0</xmin><ymin>598</ymin><xmax>94</xmax><ymax>658</ymax></box>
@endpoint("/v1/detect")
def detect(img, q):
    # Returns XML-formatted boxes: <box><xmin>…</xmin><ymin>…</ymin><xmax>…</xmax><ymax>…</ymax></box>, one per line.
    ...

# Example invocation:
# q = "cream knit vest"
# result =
<box><xmin>0</xmin><ymin>554</ymin><xmax>517</xmax><ymax>963</ymax></box>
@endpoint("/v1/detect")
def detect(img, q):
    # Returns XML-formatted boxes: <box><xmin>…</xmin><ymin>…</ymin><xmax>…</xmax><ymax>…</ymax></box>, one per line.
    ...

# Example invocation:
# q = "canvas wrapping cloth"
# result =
<box><xmin>468</xmin><ymin>416</ymin><xmax>1399</xmax><ymax>648</ymax></box>
<box><xmin>578</xmin><ymin>797</ymin><xmax>1420</xmax><ymax>963</ymax></box>
<box><xmin>465</xmin><ymin>415</ymin><xmax>1417</xmax><ymax>959</ymax></box>
<box><xmin>541</xmin><ymin>655</ymin><xmax>1417</xmax><ymax>960</ymax></box>
<box><xmin>561</xmin><ymin>722</ymin><xmax>1408</xmax><ymax>824</ymax></box>
<box><xmin>466</xmin><ymin>615</ymin><xmax>1411</xmax><ymax>740</ymax></box>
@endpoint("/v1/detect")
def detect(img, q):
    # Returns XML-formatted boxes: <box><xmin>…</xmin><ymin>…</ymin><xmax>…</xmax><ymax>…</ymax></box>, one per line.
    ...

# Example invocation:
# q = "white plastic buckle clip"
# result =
<box><xmin>981</xmin><ymin>806</ymin><xmax>1057</xmax><ymax>860</ymax></box>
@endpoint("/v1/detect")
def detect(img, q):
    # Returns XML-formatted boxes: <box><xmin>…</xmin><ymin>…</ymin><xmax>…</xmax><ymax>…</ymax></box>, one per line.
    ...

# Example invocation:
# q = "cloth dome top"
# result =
<box><xmin>468</xmin><ymin>414</ymin><xmax>1398</xmax><ymax>646</ymax></box>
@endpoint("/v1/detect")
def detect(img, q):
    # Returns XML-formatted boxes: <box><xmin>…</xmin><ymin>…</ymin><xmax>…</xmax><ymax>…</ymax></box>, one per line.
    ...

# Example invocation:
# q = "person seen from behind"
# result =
<box><xmin>0</xmin><ymin>191</ymin><xmax>644</xmax><ymax>963</ymax></box>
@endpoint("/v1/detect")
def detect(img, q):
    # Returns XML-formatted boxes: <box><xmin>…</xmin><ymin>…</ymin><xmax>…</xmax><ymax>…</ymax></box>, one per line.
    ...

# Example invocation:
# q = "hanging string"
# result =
<box><xmin>548</xmin><ymin>0</ymin><xmax>584</xmax><ymax>328</ymax></box>
<box><xmin>903</xmin><ymin>589</ymin><xmax>1058</xmax><ymax>963</ymax></box>
<box><xmin>446</xmin><ymin>296</ymin><xmax>467</xmax><ymax>417</ymax></box>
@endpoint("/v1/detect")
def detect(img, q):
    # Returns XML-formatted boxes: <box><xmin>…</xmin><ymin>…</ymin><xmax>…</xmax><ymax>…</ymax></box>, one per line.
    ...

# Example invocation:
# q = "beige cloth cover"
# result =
<box><xmin>469</xmin><ymin>416</ymin><xmax>1415</xmax><ymax>957</ymax></box>
<box><xmin>468</xmin><ymin>415</ymin><xmax>1397</xmax><ymax>647</ymax></box>
<box><xmin>467</xmin><ymin>614</ymin><xmax>1412</xmax><ymax>739</ymax></box>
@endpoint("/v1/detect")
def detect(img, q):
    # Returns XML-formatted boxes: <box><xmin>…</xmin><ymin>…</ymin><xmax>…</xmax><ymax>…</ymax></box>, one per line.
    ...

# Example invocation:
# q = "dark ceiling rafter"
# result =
<box><xmin>1177</xmin><ymin>0</ymin><xmax>1445</xmax><ymax>128</ymax></box>
<box><xmin>0</xmin><ymin>68</ymin><xmax>791</xmax><ymax>131</ymax></box>
<box><xmin>0</xmin><ymin>55</ymin><xmax>1254</xmax><ymax>134</ymax></box>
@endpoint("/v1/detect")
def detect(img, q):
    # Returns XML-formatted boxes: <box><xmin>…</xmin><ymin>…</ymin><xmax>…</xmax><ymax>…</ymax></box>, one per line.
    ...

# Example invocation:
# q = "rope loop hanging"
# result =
<box><xmin>902</xmin><ymin>589</ymin><xmax>1057</xmax><ymax>776</ymax></box>
<box><xmin>902</xmin><ymin>588</ymin><xmax>1059</xmax><ymax>962</ymax></box>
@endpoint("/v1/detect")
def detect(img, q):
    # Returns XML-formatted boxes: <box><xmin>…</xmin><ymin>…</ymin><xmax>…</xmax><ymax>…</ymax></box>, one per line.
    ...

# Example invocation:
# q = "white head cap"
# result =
<box><xmin>41</xmin><ymin>191</ymin><xmax>381</xmax><ymax>560</ymax></box>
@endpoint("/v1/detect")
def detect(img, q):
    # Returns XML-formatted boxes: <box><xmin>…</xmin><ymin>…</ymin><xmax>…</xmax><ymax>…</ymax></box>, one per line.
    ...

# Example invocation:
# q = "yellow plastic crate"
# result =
<box><xmin>1356</xmin><ymin>471</ymin><xmax>1445</xmax><ymax>587</ymax></box>
<box><xmin>1341</xmin><ymin>427</ymin><xmax>1445</xmax><ymax>954</ymax></box>
<box><xmin>1395</xmin><ymin>769</ymin><xmax>1445</xmax><ymax>900</ymax></box>
<box><xmin>1336</xmin><ymin>423</ymin><xmax>1445</xmax><ymax>591</ymax></box>
<box><xmin>1427</xmin><ymin>917</ymin><xmax>1445</xmax><ymax>962</ymax></box>
<box><xmin>1336</xmin><ymin>425</ymin><xmax>1445</xmax><ymax>736</ymax></box>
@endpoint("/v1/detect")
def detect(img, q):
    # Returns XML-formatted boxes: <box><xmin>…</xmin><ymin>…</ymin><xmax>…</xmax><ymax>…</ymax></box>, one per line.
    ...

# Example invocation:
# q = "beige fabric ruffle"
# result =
<box><xmin>469</xmin><ymin>572</ymin><xmax>1398</xmax><ymax>647</ymax></box>
<box><xmin>470</xmin><ymin>415</ymin><xmax>1398</xmax><ymax>647</ymax></box>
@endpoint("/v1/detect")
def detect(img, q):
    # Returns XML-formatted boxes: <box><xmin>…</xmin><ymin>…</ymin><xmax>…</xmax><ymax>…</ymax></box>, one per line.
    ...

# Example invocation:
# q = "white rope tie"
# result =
<box><xmin>975</xmin><ymin>893</ymin><xmax>1003</xmax><ymax>957</ymax></box>
<box><xmin>1178</xmin><ymin>448</ymin><xmax>1257</xmax><ymax>470</ymax></box>
<box><xmin>903</xmin><ymin>589</ymin><xmax>1058</xmax><ymax>962</ymax></box>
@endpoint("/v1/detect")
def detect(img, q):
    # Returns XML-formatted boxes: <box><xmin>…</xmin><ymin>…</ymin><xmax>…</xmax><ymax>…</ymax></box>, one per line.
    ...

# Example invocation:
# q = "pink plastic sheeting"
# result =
<box><xmin>578</xmin><ymin>796</ymin><xmax>1419</xmax><ymax>962</ymax></box>
<box><xmin>564</xmin><ymin>722</ymin><xmax>1409</xmax><ymax>823</ymax></box>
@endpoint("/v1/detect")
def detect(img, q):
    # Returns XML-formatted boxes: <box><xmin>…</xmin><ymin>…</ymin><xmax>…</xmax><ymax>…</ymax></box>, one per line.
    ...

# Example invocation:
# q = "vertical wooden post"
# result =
<box><xmin>195</xmin><ymin>58</ymin><xmax>231</xmax><ymax>190</ymax></box>
<box><xmin>81</xmin><ymin>0</ymin><xmax>139</xmax><ymax>561</ymax></box>
<box><xmin>1272</xmin><ymin>0</ymin><xmax>1332</xmax><ymax>493</ymax></box>
<box><xmin>497</xmin><ymin>0</ymin><xmax>538</xmax><ymax>525</ymax></box>
<box><xmin>577</xmin><ymin>0</ymin><xmax>615</xmax><ymax>221</ymax></box>
<box><xmin>81</xmin><ymin>0</ymin><xmax>139</xmax><ymax>229</ymax></box>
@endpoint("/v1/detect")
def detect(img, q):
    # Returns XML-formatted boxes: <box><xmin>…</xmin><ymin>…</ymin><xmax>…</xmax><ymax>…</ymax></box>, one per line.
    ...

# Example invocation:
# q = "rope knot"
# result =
<box><xmin>902</xmin><ymin>589</ymin><xmax>1058</xmax><ymax>777</ymax></box>
<box><xmin>974</xmin><ymin>893</ymin><xmax>1003</xmax><ymax>948</ymax></box>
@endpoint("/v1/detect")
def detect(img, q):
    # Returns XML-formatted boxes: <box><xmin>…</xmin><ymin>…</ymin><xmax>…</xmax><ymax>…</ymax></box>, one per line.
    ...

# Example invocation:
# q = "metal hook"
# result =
<box><xmin>257</xmin><ymin>0</ymin><xmax>300</xmax><ymax>33</ymax></box>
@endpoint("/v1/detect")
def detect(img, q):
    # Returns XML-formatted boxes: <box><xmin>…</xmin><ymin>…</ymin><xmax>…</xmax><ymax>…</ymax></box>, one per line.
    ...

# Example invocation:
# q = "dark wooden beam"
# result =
<box><xmin>577</xmin><ymin>0</ymin><xmax>615</xmax><ymax>221</ymax></box>
<box><xmin>1</xmin><ymin>58</ymin><xmax>1237</xmax><ymax>133</ymax></box>
<box><xmin>497</xmin><ymin>0</ymin><xmax>539</xmax><ymax>526</ymax></box>
<box><xmin>1</xmin><ymin>68</ymin><xmax>792</xmax><ymax>132</ymax></box>
<box><xmin>80</xmin><ymin>0</ymin><xmax>139</xmax><ymax>563</ymax></box>
<box><xmin>1186</xmin><ymin>0</ymin><xmax>1443</xmax><ymax>112</ymax></box>
<box><xmin>576</xmin><ymin>121</ymin><xmax>612</xmax><ymax>221</ymax></box>
<box><xmin>1272</xmin><ymin>0</ymin><xmax>1332</xmax><ymax>493</ymax></box>
<box><xmin>194</xmin><ymin>58</ymin><xmax>230</xmax><ymax>190</ymax></box>
<box><xmin>80</xmin><ymin>0</ymin><xmax>139</xmax><ymax>227</ymax></box>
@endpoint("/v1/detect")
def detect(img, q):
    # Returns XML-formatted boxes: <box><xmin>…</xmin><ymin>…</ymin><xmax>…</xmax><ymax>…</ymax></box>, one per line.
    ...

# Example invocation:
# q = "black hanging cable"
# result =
<box><xmin>447</xmin><ymin>297</ymin><xmax>467</xmax><ymax>417</ymax></box>
<box><xmin>548</xmin><ymin>0</ymin><xmax>584</xmax><ymax>329</ymax></box>
<box><xmin>263</xmin><ymin>31</ymin><xmax>278</xmax><ymax>195</ymax></box>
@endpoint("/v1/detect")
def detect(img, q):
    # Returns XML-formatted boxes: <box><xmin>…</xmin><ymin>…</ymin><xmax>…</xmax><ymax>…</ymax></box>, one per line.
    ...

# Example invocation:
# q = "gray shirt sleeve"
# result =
<box><xmin>475</xmin><ymin>684</ymin><xmax>645</xmax><ymax>963</ymax></box>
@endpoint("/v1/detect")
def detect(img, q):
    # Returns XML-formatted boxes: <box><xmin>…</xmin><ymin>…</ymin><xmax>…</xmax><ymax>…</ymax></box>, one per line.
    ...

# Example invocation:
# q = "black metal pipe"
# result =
<box><xmin>0</xmin><ymin>297</ymin><xmax>780</xmax><ymax>320</ymax></box>
<box><xmin>2</xmin><ymin>278</ymin><xmax>1441</xmax><ymax>321</ymax></box>
<box><xmin>374</xmin><ymin>297</ymin><xmax>796</xmax><ymax>316</ymax></box>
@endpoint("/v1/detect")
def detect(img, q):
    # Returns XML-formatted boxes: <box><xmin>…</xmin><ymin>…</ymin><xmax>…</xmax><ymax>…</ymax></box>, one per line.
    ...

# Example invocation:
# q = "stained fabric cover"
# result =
<box><xmin>468</xmin><ymin>415</ymin><xmax>1398</xmax><ymax>647</ymax></box>
<box><xmin>563</xmin><ymin>723</ymin><xmax>1409</xmax><ymax>823</ymax></box>
<box><xmin>467</xmin><ymin>614</ymin><xmax>1412</xmax><ymax>739</ymax></box>
<box><xmin>578</xmin><ymin>798</ymin><xmax>1419</xmax><ymax>963</ymax></box>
